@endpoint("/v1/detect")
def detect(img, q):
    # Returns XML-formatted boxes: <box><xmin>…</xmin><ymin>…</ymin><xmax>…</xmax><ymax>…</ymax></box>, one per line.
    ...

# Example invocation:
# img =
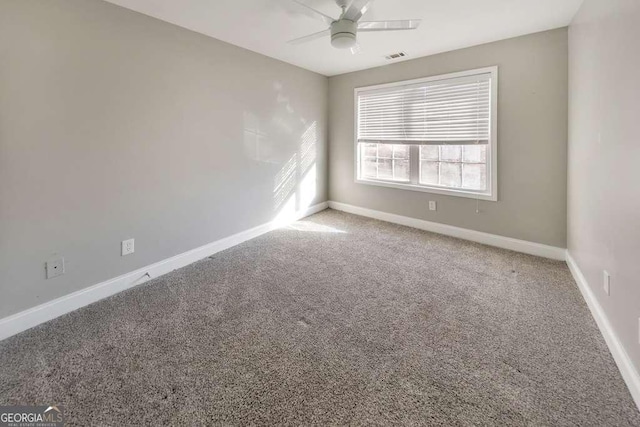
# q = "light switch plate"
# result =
<box><xmin>122</xmin><ymin>238</ymin><xmax>135</xmax><ymax>256</ymax></box>
<box><xmin>429</xmin><ymin>201</ymin><xmax>437</xmax><ymax>211</ymax></box>
<box><xmin>46</xmin><ymin>257</ymin><xmax>65</xmax><ymax>279</ymax></box>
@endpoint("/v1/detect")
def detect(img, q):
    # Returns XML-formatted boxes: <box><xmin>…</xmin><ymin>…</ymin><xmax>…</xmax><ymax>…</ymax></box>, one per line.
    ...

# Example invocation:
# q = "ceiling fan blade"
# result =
<box><xmin>291</xmin><ymin>0</ymin><xmax>336</xmax><ymax>25</ymax></box>
<box><xmin>358</xmin><ymin>20</ymin><xmax>422</xmax><ymax>32</ymax></box>
<box><xmin>288</xmin><ymin>28</ymin><xmax>331</xmax><ymax>45</ymax></box>
<box><xmin>343</xmin><ymin>0</ymin><xmax>374</xmax><ymax>22</ymax></box>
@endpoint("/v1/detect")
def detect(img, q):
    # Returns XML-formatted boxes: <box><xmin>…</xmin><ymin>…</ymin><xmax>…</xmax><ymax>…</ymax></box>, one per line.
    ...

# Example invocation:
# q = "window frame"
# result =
<box><xmin>353</xmin><ymin>66</ymin><xmax>498</xmax><ymax>202</ymax></box>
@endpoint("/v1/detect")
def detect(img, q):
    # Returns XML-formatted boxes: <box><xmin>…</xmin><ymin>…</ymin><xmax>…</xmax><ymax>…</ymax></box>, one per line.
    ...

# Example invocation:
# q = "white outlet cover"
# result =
<box><xmin>122</xmin><ymin>238</ymin><xmax>135</xmax><ymax>256</ymax></box>
<box><xmin>603</xmin><ymin>270</ymin><xmax>611</xmax><ymax>296</ymax></box>
<box><xmin>46</xmin><ymin>257</ymin><xmax>65</xmax><ymax>279</ymax></box>
<box><xmin>429</xmin><ymin>201</ymin><xmax>437</xmax><ymax>211</ymax></box>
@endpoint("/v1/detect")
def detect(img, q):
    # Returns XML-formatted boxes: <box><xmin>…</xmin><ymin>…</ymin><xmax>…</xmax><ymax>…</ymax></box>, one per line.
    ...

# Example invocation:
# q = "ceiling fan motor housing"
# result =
<box><xmin>331</xmin><ymin>20</ymin><xmax>357</xmax><ymax>48</ymax></box>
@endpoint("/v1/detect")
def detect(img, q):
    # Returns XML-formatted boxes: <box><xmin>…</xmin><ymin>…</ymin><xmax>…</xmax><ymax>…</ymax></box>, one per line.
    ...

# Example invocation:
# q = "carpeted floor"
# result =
<box><xmin>1</xmin><ymin>209</ymin><xmax>639</xmax><ymax>425</ymax></box>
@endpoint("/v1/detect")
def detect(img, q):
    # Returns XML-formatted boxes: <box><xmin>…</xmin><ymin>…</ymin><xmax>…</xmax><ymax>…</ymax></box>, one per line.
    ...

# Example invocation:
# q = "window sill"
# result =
<box><xmin>355</xmin><ymin>178</ymin><xmax>497</xmax><ymax>201</ymax></box>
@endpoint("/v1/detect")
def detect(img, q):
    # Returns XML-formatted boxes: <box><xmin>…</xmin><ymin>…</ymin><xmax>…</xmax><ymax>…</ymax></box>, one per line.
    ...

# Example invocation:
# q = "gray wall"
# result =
<box><xmin>329</xmin><ymin>29</ymin><xmax>568</xmax><ymax>247</ymax></box>
<box><xmin>0</xmin><ymin>0</ymin><xmax>328</xmax><ymax>318</ymax></box>
<box><xmin>568</xmin><ymin>0</ymin><xmax>640</xmax><ymax>372</ymax></box>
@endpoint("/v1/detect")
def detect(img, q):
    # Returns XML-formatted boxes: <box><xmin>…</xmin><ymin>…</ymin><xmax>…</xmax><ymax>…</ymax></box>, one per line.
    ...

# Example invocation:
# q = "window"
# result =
<box><xmin>355</xmin><ymin>67</ymin><xmax>497</xmax><ymax>201</ymax></box>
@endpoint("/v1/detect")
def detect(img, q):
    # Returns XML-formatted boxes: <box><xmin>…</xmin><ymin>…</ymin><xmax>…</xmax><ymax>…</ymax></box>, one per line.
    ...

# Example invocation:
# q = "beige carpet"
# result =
<box><xmin>1</xmin><ymin>209</ymin><xmax>638</xmax><ymax>425</ymax></box>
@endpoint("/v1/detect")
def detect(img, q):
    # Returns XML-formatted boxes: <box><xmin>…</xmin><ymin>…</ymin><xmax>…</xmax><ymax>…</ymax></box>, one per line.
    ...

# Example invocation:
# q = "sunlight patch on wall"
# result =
<box><xmin>299</xmin><ymin>164</ymin><xmax>317</xmax><ymax>210</ymax></box>
<box><xmin>273</xmin><ymin>153</ymin><xmax>297</xmax><ymax>210</ymax></box>
<box><xmin>300</xmin><ymin>121</ymin><xmax>317</xmax><ymax>172</ymax></box>
<box><xmin>272</xmin><ymin>120</ymin><xmax>318</xmax><ymax>217</ymax></box>
<box><xmin>267</xmin><ymin>81</ymin><xmax>320</xmax><ymax>228</ymax></box>
<box><xmin>273</xmin><ymin>193</ymin><xmax>298</xmax><ymax>227</ymax></box>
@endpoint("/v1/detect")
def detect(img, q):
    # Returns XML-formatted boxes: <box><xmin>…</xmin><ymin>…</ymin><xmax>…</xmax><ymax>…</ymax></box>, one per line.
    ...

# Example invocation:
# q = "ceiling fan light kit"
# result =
<box><xmin>331</xmin><ymin>20</ymin><xmax>357</xmax><ymax>48</ymax></box>
<box><xmin>289</xmin><ymin>0</ymin><xmax>421</xmax><ymax>52</ymax></box>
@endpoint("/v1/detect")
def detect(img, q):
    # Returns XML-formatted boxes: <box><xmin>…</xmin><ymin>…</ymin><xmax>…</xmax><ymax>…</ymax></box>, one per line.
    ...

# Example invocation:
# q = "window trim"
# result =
<box><xmin>353</xmin><ymin>66</ymin><xmax>498</xmax><ymax>202</ymax></box>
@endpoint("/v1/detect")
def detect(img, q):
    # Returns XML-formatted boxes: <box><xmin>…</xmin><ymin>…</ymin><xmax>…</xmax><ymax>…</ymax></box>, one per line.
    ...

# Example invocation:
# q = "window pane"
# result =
<box><xmin>363</xmin><ymin>143</ymin><xmax>378</xmax><ymax>158</ymax></box>
<box><xmin>393</xmin><ymin>159</ymin><xmax>410</xmax><ymax>181</ymax></box>
<box><xmin>420</xmin><ymin>146</ymin><xmax>439</xmax><ymax>161</ymax></box>
<box><xmin>378</xmin><ymin>144</ymin><xmax>392</xmax><ymax>159</ymax></box>
<box><xmin>393</xmin><ymin>145</ymin><xmax>409</xmax><ymax>159</ymax></box>
<box><xmin>462</xmin><ymin>164</ymin><xmax>487</xmax><ymax>190</ymax></box>
<box><xmin>440</xmin><ymin>162</ymin><xmax>462</xmax><ymax>187</ymax></box>
<box><xmin>360</xmin><ymin>142</ymin><xmax>489</xmax><ymax>194</ymax></box>
<box><xmin>420</xmin><ymin>161</ymin><xmax>439</xmax><ymax>185</ymax></box>
<box><xmin>362</xmin><ymin>157</ymin><xmax>377</xmax><ymax>179</ymax></box>
<box><xmin>463</xmin><ymin>145</ymin><xmax>487</xmax><ymax>163</ymax></box>
<box><xmin>377</xmin><ymin>159</ymin><xmax>393</xmax><ymax>179</ymax></box>
<box><xmin>360</xmin><ymin>143</ymin><xmax>410</xmax><ymax>182</ymax></box>
<box><xmin>441</xmin><ymin>145</ymin><xmax>462</xmax><ymax>162</ymax></box>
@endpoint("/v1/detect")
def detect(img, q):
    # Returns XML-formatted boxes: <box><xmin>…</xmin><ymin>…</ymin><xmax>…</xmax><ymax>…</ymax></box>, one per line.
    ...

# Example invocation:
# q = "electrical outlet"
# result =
<box><xmin>122</xmin><ymin>238</ymin><xmax>135</xmax><ymax>256</ymax></box>
<box><xmin>46</xmin><ymin>257</ymin><xmax>65</xmax><ymax>279</ymax></box>
<box><xmin>429</xmin><ymin>201</ymin><xmax>437</xmax><ymax>211</ymax></box>
<box><xmin>603</xmin><ymin>270</ymin><xmax>611</xmax><ymax>296</ymax></box>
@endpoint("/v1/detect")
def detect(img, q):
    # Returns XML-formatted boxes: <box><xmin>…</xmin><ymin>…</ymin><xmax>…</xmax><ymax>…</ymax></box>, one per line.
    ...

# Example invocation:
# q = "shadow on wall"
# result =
<box><xmin>242</xmin><ymin>81</ymin><xmax>319</xmax><ymax>227</ymax></box>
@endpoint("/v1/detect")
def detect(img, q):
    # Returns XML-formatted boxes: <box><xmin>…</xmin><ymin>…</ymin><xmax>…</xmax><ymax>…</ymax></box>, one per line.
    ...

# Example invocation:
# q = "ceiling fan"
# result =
<box><xmin>288</xmin><ymin>0</ymin><xmax>421</xmax><ymax>52</ymax></box>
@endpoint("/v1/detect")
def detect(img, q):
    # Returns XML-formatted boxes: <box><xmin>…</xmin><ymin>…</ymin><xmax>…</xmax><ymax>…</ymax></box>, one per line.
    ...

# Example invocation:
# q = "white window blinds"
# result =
<box><xmin>357</xmin><ymin>73</ymin><xmax>492</xmax><ymax>145</ymax></box>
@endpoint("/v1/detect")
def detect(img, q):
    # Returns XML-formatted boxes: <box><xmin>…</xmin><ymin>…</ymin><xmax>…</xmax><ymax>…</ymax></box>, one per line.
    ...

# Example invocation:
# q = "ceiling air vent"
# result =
<box><xmin>385</xmin><ymin>52</ymin><xmax>407</xmax><ymax>60</ymax></box>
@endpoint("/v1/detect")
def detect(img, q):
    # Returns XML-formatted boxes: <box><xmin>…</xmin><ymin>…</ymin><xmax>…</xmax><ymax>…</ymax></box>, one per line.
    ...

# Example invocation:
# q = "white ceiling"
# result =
<box><xmin>102</xmin><ymin>0</ymin><xmax>583</xmax><ymax>76</ymax></box>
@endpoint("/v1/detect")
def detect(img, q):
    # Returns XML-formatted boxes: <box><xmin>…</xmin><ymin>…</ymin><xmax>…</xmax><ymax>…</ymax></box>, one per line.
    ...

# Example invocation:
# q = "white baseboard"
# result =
<box><xmin>328</xmin><ymin>201</ymin><xmax>566</xmax><ymax>260</ymax></box>
<box><xmin>0</xmin><ymin>202</ymin><xmax>329</xmax><ymax>342</ymax></box>
<box><xmin>566</xmin><ymin>252</ymin><xmax>640</xmax><ymax>410</ymax></box>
